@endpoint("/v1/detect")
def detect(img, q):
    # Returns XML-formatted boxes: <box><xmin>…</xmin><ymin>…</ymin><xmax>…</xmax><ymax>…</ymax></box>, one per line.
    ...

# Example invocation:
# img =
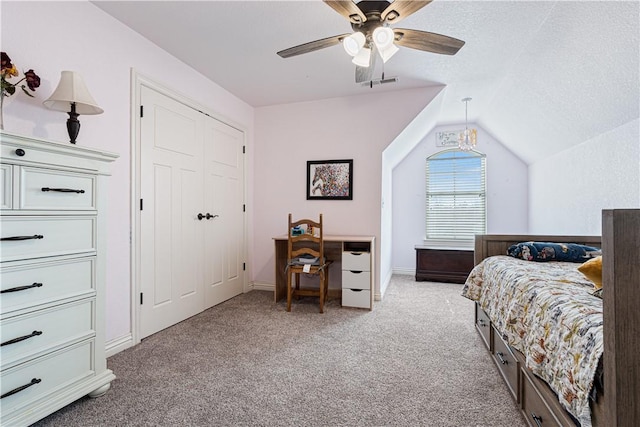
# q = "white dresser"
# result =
<box><xmin>0</xmin><ymin>132</ymin><xmax>117</xmax><ymax>426</ymax></box>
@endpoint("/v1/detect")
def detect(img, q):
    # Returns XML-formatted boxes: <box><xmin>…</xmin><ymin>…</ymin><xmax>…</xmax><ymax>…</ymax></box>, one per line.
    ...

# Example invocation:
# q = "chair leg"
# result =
<box><xmin>319</xmin><ymin>270</ymin><xmax>325</xmax><ymax>314</ymax></box>
<box><xmin>286</xmin><ymin>271</ymin><xmax>292</xmax><ymax>312</ymax></box>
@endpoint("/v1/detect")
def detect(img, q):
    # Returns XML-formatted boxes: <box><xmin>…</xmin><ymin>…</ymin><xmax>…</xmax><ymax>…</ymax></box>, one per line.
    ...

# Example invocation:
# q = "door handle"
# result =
<box><xmin>198</xmin><ymin>213</ymin><xmax>219</xmax><ymax>220</ymax></box>
<box><xmin>206</xmin><ymin>214</ymin><xmax>219</xmax><ymax>220</ymax></box>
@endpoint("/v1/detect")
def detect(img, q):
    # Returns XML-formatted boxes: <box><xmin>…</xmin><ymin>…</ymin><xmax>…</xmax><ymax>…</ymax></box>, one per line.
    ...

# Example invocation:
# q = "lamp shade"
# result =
<box><xmin>372</xmin><ymin>27</ymin><xmax>394</xmax><ymax>50</ymax></box>
<box><xmin>352</xmin><ymin>47</ymin><xmax>371</xmax><ymax>67</ymax></box>
<box><xmin>43</xmin><ymin>71</ymin><xmax>103</xmax><ymax>115</ymax></box>
<box><xmin>343</xmin><ymin>32</ymin><xmax>366</xmax><ymax>57</ymax></box>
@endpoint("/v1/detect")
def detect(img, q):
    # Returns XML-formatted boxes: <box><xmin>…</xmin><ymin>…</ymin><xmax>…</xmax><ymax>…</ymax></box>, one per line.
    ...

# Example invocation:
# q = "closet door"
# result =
<box><xmin>203</xmin><ymin>117</ymin><xmax>245</xmax><ymax>307</ymax></box>
<box><xmin>139</xmin><ymin>86</ymin><xmax>205</xmax><ymax>339</ymax></box>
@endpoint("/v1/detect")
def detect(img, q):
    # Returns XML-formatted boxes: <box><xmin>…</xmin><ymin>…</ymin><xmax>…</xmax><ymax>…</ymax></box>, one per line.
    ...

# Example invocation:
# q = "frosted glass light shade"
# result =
<box><xmin>373</xmin><ymin>27</ymin><xmax>394</xmax><ymax>50</ymax></box>
<box><xmin>43</xmin><ymin>71</ymin><xmax>103</xmax><ymax>115</ymax></box>
<box><xmin>352</xmin><ymin>47</ymin><xmax>371</xmax><ymax>67</ymax></box>
<box><xmin>378</xmin><ymin>43</ymin><xmax>399</xmax><ymax>63</ymax></box>
<box><xmin>343</xmin><ymin>32</ymin><xmax>366</xmax><ymax>57</ymax></box>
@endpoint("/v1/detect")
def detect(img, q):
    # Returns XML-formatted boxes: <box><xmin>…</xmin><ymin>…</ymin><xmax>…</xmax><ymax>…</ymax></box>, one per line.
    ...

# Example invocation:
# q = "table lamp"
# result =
<box><xmin>43</xmin><ymin>71</ymin><xmax>103</xmax><ymax>144</ymax></box>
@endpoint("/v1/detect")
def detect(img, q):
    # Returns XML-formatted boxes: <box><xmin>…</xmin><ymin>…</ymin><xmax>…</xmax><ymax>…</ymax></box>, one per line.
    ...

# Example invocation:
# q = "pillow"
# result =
<box><xmin>507</xmin><ymin>241</ymin><xmax>601</xmax><ymax>263</ymax></box>
<box><xmin>578</xmin><ymin>256</ymin><xmax>603</xmax><ymax>289</ymax></box>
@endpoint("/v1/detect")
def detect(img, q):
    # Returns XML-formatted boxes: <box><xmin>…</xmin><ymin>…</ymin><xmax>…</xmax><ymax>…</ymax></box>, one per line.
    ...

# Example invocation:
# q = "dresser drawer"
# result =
<box><xmin>342</xmin><ymin>251</ymin><xmax>370</xmax><ymax>272</ymax></box>
<box><xmin>492</xmin><ymin>326</ymin><xmax>519</xmax><ymax>402</ymax></box>
<box><xmin>1</xmin><ymin>257</ymin><xmax>95</xmax><ymax>315</ymax></box>
<box><xmin>0</xmin><ymin>164</ymin><xmax>11</xmax><ymax>209</ymax></box>
<box><xmin>0</xmin><ymin>216</ymin><xmax>95</xmax><ymax>262</ymax></box>
<box><xmin>475</xmin><ymin>304</ymin><xmax>492</xmax><ymax>351</ymax></box>
<box><xmin>1</xmin><ymin>299</ymin><xmax>94</xmax><ymax>369</ymax></box>
<box><xmin>342</xmin><ymin>288</ymin><xmax>371</xmax><ymax>309</ymax></box>
<box><xmin>341</xmin><ymin>270</ymin><xmax>370</xmax><ymax>290</ymax></box>
<box><xmin>0</xmin><ymin>340</ymin><xmax>93</xmax><ymax>418</ymax></box>
<box><xmin>20</xmin><ymin>167</ymin><xmax>95</xmax><ymax>210</ymax></box>
<box><xmin>521</xmin><ymin>368</ymin><xmax>562</xmax><ymax>427</ymax></box>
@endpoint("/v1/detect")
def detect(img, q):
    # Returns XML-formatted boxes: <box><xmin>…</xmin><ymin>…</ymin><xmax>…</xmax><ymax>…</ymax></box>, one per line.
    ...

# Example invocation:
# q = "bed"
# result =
<box><xmin>461</xmin><ymin>209</ymin><xmax>639</xmax><ymax>427</ymax></box>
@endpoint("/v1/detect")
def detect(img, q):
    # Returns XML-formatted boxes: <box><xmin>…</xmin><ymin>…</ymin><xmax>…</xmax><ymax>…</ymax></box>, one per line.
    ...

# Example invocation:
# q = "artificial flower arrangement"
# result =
<box><xmin>1</xmin><ymin>51</ymin><xmax>41</xmax><ymax>129</ymax></box>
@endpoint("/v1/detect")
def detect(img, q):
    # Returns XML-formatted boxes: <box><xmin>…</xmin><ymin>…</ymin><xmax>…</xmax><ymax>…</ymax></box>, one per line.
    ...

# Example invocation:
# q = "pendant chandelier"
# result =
<box><xmin>458</xmin><ymin>97</ymin><xmax>477</xmax><ymax>151</ymax></box>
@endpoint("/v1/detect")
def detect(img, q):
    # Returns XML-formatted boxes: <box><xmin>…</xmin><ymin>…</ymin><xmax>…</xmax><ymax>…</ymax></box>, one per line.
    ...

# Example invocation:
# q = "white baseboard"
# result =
<box><xmin>106</xmin><ymin>333</ymin><xmax>134</xmax><ymax>357</ymax></box>
<box><xmin>392</xmin><ymin>268</ymin><xmax>415</xmax><ymax>276</ymax></box>
<box><xmin>250</xmin><ymin>281</ymin><xmax>275</xmax><ymax>292</ymax></box>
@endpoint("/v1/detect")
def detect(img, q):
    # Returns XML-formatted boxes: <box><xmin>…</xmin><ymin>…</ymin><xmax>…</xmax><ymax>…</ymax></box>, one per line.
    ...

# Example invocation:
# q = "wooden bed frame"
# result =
<box><xmin>472</xmin><ymin>209</ymin><xmax>639</xmax><ymax>427</ymax></box>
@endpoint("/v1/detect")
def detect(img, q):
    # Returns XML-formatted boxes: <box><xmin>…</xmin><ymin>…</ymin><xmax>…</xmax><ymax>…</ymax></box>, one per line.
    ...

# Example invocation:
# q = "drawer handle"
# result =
<box><xmin>1</xmin><ymin>378</ymin><xmax>42</xmax><ymax>399</ymax></box>
<box><xmin>350</xmin><ymin>270</ymin><xmax>363</xmax><ymax>274</ymax></box>
<box><xmin>531</xmin><ymin>412</ymin><xmax>543</xmax><ymax>427</ymax></box>
<box><xmin>496</xmin><ymin>351</ymin><xmax>508</xmax><ymax>365</ymax></box>
<box><xmin>1</xmin><ymin>282</ymin><xmax>43</xmax><ymax>294</ymax></box>
<box><xmin>1</xmin><ymin>330</ymin><xmax>43</xmax><ymax>347</ymax></box>
<box><xmin>41</xmin><ymin>187</ymin><xmax>85</xmax><ymax>194</ymax></box>
<box><xmin>350</xmin><ymin>252</ymin><xmax>363</xmax><ymax>256</ymax></box>
<box><xmin>478</xmin><ymin>319</ymin><xmax>487</xmax><ymax>327</ymax></box>
<box><xmin>1</xmin><ymin>235</ymin><xmax>44</xmax><ymax>241</ymax></box>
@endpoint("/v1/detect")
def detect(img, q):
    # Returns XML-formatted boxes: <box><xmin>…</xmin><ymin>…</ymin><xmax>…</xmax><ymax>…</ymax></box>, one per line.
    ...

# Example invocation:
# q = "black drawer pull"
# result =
<box><xmin>531</xmin><ymin>412</ymin><xmax>543</xmax><ymax>427</ymax></box>
<box><xmin>1</xmin><ymin>282</ymin><xmax>43</xmax><ymax>294</ymax></box>
<box><xmin>350</xmin><ymin>270</ymin><xmax>363</xmax><ymax>274</ymax></box>
<box><xmin>15</xmin><ymin>148</ymin><xmax>26</xmax><ymax>157</ymax></box>
<box><xmin>496</xmin><ymin>351</ymin><xmax>508</xmax><ymax>365</ymax></box>
<box><xmin>1</xmin><ymin>330</ymin><xmax>43</xmax><ymax>347</ymax></box>
<box><xmin>478</xmin><ymin>319</ymin><xmax>487</xmax><ymax>327</ymax></box>
<box><xmin>1</xmin><ymin>235</ymin><xmax>44</xmax><ymax>241</ymax></box>
<box><xmin>1</xmin><ymin>378</ymin><xmax>41</xmax><ymax>399</ymax></box>
<box><xmin>41</xmin><ymin>187</ymin><xmax>85</xmax><ymax>194</ymax></box>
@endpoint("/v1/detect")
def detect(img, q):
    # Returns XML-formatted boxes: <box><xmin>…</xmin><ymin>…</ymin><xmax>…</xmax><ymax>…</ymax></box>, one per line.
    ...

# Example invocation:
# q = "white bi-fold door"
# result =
<box><xmin>139</xmin><ymin>85</ymin><xmax>244</xmax><ymax>339</ymax></box>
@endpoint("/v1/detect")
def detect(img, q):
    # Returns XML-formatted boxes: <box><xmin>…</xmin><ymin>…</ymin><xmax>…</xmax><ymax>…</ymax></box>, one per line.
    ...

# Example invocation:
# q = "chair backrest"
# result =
<box><xmin>287</xmin><ymin>213</ymin><xmax>324</xmax><ymax>264</ymax></box>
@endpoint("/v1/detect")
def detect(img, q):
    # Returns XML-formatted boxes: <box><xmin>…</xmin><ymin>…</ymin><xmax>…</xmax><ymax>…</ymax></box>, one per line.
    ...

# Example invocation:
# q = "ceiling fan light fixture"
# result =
<box><xmin>378</xmin><ymin>43</ymin><xmax>399</xmax><ymax>63</ymax></box>
<box><xmin>352</xmin><ymin>47</ymin><xmax>371</xmax><ymax>67</ymax></box>
<box><xmin>343</xmin><ymin>32</ymin><xmax>365</xmax><ymax>57</ymax></box>
<box><xmin>372</xmin><ymin>27</ymin><xmax>394</xmax><ymax>50</ymax></box>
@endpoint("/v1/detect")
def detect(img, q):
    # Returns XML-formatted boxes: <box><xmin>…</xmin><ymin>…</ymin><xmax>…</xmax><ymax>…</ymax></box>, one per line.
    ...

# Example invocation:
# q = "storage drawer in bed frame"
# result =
<box><xmin>474</xmin><ymin>303</ymin><xmax>577</xmax><ymax>427</ymax></box>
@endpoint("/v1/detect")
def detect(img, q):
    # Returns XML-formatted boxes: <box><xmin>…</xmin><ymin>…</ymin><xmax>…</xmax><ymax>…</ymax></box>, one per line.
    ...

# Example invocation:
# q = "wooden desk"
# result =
<box><xmin>273</xmin><ymin>235</ymin><xmax>375</xmax><ymax>309</ymax></box>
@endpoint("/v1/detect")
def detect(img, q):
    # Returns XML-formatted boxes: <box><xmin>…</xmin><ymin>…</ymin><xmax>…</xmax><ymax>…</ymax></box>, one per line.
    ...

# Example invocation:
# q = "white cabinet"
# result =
<box><xmin>341</xmin><ymin>239</ymin><xmax>374</xmax><ymax>310</ymax></box>
<box><xmin>0</xmin><ymin>131</ymin><xmax>117</xmax><ymax>426</ymax></box>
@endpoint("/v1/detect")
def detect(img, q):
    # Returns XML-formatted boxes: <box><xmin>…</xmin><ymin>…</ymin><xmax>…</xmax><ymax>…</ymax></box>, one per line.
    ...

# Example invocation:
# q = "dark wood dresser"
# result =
<box><xmin>415</xmin><ymin>247</ymin><xmax>474</xmax><ymax>284</ymax></box>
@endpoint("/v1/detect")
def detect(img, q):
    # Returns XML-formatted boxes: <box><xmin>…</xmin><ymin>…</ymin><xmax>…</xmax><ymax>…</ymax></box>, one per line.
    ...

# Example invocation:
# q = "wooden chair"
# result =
<box><xmin>286</xmin><ymin>213</ymin><xmax>332</xmax><ymax>313</ymax></box>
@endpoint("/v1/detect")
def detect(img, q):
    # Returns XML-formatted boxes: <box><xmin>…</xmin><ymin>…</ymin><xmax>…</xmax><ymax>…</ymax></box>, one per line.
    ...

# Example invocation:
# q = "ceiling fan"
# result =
<box><xmin>277</xmin><ymin>0</ymin><xmax>465</xmax><ymax>83</ymax></box>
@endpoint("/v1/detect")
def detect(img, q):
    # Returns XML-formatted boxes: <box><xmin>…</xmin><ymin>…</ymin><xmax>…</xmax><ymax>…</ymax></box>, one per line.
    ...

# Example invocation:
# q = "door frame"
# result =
<box><xmin>129</xmin><ymin>69</ymin><xmax>248</xmax><ymax>346</ymax></box>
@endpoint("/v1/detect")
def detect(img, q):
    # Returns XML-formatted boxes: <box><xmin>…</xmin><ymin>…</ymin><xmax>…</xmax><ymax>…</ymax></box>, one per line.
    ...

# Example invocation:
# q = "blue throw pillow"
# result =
<box><xmin>507</xmin><ymin>241</ymin><xmax>601</xmax><ymax>263</ymax></box>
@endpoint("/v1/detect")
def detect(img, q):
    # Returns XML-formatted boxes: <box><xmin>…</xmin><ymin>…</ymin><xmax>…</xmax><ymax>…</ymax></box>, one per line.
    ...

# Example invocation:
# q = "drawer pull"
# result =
<box><xmin>15</xmin><ymin>148</ymin><xmax>26</xmax><ymax>157</ymax></box>
<box><xmin>1</xmin><ymin>330</ymin><xmax>43</xmax><ymax>347</ymax></box>
<box><xmin>496</xmin><ymin>351</ymin><xmax>508</xmax><ymax>365</ymax></box>
<box><xmin>350</xmin><ymin>270</ymin><xmax>363</xmax><ymax>274</ymax></box>
<box><xmin>41</xmin><ymin>187</ymin><xmax>85</xmax><ymax>194</ymax></box>
<box><xmin>1</xmin><ymin>378</ymin><xmax>42</xmax><ymax>399</ymax></box>
<box><xmin>1</xmin><ymin>282</ymin><xmax>43</xmax><ymax>294</ymax></box>
<box><xmin>531</xmin><ymin>412</ymin><xmax>543</xmax><ymax>427</ymax></box>
<box><xmin>1</xmin><ymin>235</ymin><xmax>44</xmax><ymax>241</ymax></box>
<box><xmin>478</xmin><ymin>319</ymin><xmax>487</xmax><ymax>327</ymax></box>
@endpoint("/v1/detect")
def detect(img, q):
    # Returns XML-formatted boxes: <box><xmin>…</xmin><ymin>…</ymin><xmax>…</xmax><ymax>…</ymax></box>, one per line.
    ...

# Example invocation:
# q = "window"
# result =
<box><xmin>425</xmin><ymin>149</ymin><xmax>486</xmax><ymax>248</ymax></box>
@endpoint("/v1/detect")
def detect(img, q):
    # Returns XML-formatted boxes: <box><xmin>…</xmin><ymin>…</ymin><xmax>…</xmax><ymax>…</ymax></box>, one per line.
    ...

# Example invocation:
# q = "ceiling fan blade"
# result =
<box><xmin>394</xmin><ymin>28</ymin><xmax>465</xmax><ymax>55</ymax></box>
<box><xmin>382</xmin><ymin>1</ymin><xmax>432</xmax><ymax>23</ymax></box>
<box><xmin>277</xmin><ymin>34</ymin><xmax>350</xmax><ymax>58</ymax></box>
<box><xmin>323</xmin><ymin>0</ymin><xmax>366</xmax><ymax>23</ymax></box>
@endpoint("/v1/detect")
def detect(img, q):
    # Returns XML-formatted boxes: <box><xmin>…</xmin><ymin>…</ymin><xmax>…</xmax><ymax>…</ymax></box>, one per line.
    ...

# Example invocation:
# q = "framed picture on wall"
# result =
<box><xmin>306</xmin><ymin>159</ymin><xmax>353</xmax><ymax>200</ymax></box>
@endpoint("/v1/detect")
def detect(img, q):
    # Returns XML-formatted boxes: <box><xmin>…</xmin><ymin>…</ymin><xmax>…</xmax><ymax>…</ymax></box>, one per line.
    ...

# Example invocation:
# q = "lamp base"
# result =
<box><xmin>66</xmin><ymin>103</ymin><xmax>80</xmax><ymax>144</ymax></box>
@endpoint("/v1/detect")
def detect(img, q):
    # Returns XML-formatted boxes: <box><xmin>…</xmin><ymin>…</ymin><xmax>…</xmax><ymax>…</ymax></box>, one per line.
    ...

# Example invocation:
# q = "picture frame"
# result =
<box><xmin>306</xmin><ymin>159</ymin><xmax>353</xmax><ymax>200</ymax></box>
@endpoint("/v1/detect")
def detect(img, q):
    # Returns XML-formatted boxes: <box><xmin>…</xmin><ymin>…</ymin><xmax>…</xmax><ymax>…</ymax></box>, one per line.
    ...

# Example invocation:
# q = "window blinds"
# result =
<box><xmin>425</xmin><ymin>150</ymin><xmax>486</xmax><ymax>246</ymax></box>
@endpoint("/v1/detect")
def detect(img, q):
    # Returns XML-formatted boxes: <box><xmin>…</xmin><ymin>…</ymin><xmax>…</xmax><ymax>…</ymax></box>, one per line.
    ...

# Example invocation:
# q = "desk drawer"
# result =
<box><xmin>0</xmin><ymin>216</ymin><xmax>95</xmax><ymax>262</ymax></box>
<box><xmin>342</xmin><ymin>288</ymin><xmax>370</xmax><ymax>309</ymax></box>
<box><xmin>20</xmin><ymin>167</ymin><xmax>95</xmax><ymax>210</ymax></box>
<box><xmin>342</xmin><ymin>251</ymin><xmax>370</xmax><ymax>272</ymax></box>
<box><xmin>0</xmin><ymin>340</ymin><xmax>93</xmax><ymax>418</ymax></box>
<box><xmin>341</xmin><ymin>270</ymin><xmax>370</xmax><ymax>290</ymax></box>
<box><xmin>1</xmin><ymin>257</ymin><xmax>95</xmax><ymax>315</ymax></box>
<box><xmin>1</xmin><ymin>299</ymin><xmax>94</xmax><ymax>369</ymax></box>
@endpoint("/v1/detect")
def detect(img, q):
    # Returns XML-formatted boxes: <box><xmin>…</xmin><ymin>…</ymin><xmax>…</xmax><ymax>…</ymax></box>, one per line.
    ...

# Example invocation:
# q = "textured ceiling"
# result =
<box><xmin>92</xmin><ymin>0</ymin><xmax>639</xmax><ymax>164</ymax></box>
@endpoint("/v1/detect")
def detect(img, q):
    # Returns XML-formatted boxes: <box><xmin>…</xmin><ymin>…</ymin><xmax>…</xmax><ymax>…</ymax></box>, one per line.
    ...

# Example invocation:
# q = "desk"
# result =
<box><xmin>273</xmin><ymin>235</ymin><xmax>375</xmax><ymax>310</ymax></box>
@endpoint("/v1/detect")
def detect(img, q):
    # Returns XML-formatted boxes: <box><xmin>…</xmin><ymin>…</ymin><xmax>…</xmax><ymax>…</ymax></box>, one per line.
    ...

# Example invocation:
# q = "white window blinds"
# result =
<box><xmin>425</xmin><ymin>149</ymin><xmax>486</xmax><ymax>247</ymax></box>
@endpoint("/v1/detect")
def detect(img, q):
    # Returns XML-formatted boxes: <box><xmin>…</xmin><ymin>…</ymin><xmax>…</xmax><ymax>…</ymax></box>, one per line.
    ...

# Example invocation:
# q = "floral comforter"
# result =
<box><xmin>462</xmin><ymin>256</ymin><xmax>603</xmax><ymax>427</ymax></box>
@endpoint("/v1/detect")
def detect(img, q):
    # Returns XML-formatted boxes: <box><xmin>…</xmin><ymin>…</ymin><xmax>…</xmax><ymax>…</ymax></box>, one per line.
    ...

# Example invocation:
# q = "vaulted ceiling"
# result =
<box><xmin>93</xmin><ymin>0</ymin><xmax>639</xmax><ymax>164</ymax></box>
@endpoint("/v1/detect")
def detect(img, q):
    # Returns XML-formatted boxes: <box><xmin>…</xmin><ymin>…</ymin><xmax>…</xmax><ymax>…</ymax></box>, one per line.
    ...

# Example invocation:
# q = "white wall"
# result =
<box><xmin>529</xmin><ymin>119</ymin><xmax>640</xmax><ymax>235</ymax></box>
<box><xmin>252</xmin><ymin>88</ymin><xmax>437</xmax><ymax>296</ymax></box>
<box><xmin>391</xmin><ymin>124</ymin><xmax>529</xmax><ymax>272</ymax></box>
<box><xmin>1</xmin><ymin>1</ymin><xmax>254</xmax><ymax>347</ymax></box>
